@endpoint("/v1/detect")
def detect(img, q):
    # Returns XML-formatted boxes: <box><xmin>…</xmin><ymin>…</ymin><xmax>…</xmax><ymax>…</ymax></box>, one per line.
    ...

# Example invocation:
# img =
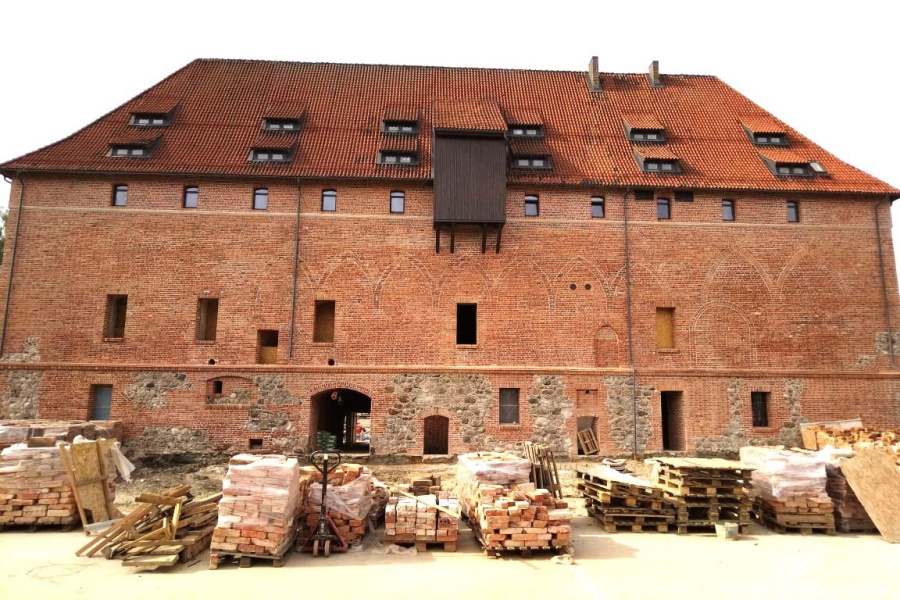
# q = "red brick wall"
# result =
<box><xmin>1</xmin><ymin>174</ymin><xmax>898</xmax><ymax>455</ymax></box>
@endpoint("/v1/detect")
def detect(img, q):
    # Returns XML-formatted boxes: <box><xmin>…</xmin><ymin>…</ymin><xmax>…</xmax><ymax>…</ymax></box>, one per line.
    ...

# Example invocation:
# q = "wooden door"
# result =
<box><xmin>423</xmin><ymin>415</ymin><xmax>449</xmax><ymax>455</ymax></box>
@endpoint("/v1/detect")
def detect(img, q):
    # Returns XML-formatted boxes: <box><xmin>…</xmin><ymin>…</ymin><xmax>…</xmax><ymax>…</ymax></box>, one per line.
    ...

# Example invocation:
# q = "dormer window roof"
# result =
<box><xmin>741</xmin><ymin>117</ymin><xmax>789</xmax><ymax>146</ymax></box>
<box><xmin>512</xmin><ymin>155</ymin><xmax>551</xmax><ymax>169</ymax></box>
<box><xmin>758</xmin><ymin>149</ymin><xmax>823</xmax><ymax>178</ymax></box>
<box><xmin>633</xmin><ymin>147</ymin><xmax>681</xmax><ymax>173</ymax></box>
<box><xmin>623</xmin><ymin>114</ymin><xmax>666</xmax><ymax>144</ymax></box>
<box><xmin>107</xmin><ymin>134</ymin><xmax>160</xmax><ymax>158</ymax></box>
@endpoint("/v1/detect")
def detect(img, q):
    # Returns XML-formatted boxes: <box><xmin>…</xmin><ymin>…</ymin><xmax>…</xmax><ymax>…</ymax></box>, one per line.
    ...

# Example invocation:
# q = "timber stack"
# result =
<box><xmin>577</xmin><ymin>466</ymin><xmax>675</xmax><ymax>532</ymax></box>
<box><xmin>825</xmin><ymin>463</ymin><xmax>876</xmax><ymax>533</ymax></box>
<box><xmin>740</xmin><ymin>447</ymin><xmax>835</xmax><ymax>535</ymax></box>
<box><xmin>299</xmin><ymin>463</ymin><xmax>373</xmax><ymax>546</ymax></box>
<box><xmin>653</xmin><ymin>457</ymin><xmax>753</xmax><ymax>534</ymax></box>
<box><xmin>0</xmin><ymin>444</ymin><xmax>80</xmax><ymax>529</ymax></box>
<box><xmin>210</xmin><ymin>454</ymin><xmax>301</xmax><ymax>568</ymax></box>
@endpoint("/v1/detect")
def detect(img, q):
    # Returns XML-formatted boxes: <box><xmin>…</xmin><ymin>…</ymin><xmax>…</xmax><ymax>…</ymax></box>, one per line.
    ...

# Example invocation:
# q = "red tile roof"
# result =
<box><xmin>623</xmin><ymin>113</ymin><xmax>664</xmax><ymax>130</ymax></box>
<box><xmin>740</xmin><ymin>116</ymin><xmax>786</xmax><ymax>135</ymax></box>
<box><xmin>757</xmin><ymin>148</ymin><xmax>811</xmax><ymax>164</ymax></box>
<box><xmin>634</xmin><ymin>146</ymin><xmax>679</xmax><ymax>160</ymax></box>
<box><xmin>1</xmin><ymin>59</ymin><xmax>895</xmax><ymax>195</ymax></box>
<box><xmin>382</xmin><ymin>105</ymin><xmax>420</xmax><ymax>122</ymax></box>
<box><xmin>379</xmin><ymin>135</ymin><xmax>419</xmax><ymax>152</ymax></box>
<box><xmin>509</xmin><ymin>138</ymin><xmax>551</xmax><ymax>156</ymax></box>
<box><xmin>504</xmin><ymin>108</ymin><xmax>545</xmax><ymax>126</ymax></box>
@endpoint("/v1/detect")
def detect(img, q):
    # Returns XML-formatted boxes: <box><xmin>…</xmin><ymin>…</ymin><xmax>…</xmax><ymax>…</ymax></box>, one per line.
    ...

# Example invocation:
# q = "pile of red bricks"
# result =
<box><xmin>0</xmin><ymin>445</ymin><xmax>79</xmax><ymax>527</ymax></box>
<box><xmin>300</xmin><ymin>463</ymin><xmax>373</xmax><ymax>545</ymax></box>
<box><xmin>474</xmin><ymin>483</ymin><xmax>572</xmax><ymax>550</ymax></box>
<box><xmin>211</xmin><ymin>454</ymin><xmax>301</xmax><ymax>556</ymax></box>
<box><xmin>384</xmin><ymin>490</ymin><xmax>460</xmax><ymax>550</ymax></box>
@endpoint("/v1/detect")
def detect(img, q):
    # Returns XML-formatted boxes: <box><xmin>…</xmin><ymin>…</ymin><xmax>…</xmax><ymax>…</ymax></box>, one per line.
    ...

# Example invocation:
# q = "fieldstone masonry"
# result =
<box><xmin>779</xmin><ymin>378</ymin><xmax>806</xmax><ymax>446</ymax></box>
<box><xmin>876</xmin><ymin>331</ymin><xmax>900</xmax><ymax>355</ymax></box>
<box><xmin>125</xmin><ymin>372</ymin><xmax>191</xmax><ymax>409</ymax></box>
<box><xmin>695</xmin><ymin>378</ymin><xmax>747</xmax><ymax>454</ymax></box>
<box><xmin>129</xmin><ymin>426</ymin><xmax>211</xmax><ymax>455</ymax></box>
<box><xmin>246</xmin><ymin>407</ymin><xmax>291</xmax><ymax>431</ymax></box>
<box><xmin>527</xmin><ymin>375</ymin><xmax>574</xmax><ymax>456</ymax></box>
<box><xmin>207</xmin><ymin>387</ymin><xmax>251</xmax><ymax>405</ymax></box>
<box><xmin>606</xmin><ymin>376</ymin><xmax>654</xmax><ymax>455</ymax></box>
<box><xmin>254</xmin><ymin>375</ymin><xmax>302</xmax><ymax>405</ymax></box>
<box><xmin>0</xmin><ymin>338</ymin><xmax>42</xmax><ymax>419</ymax></box>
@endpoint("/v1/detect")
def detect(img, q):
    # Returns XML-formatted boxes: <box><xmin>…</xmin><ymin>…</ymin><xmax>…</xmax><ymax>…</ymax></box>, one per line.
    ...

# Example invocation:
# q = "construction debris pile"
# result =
<box><xmin>0</xmin><ymin>420</ymin><xmax>123</xmax><ymax>451</ymax></box>
<box><xmin>740</xmin><ymin>447</ymin><xmax>834</xmax><ymax>535</ymax></box>
<box><xmin>0</xmin><ymin>444</ymin><xmax>80</xmax><ymax>527</ymax></box>
<box><xmin>79</xmin><ymin>484</ymin><xmax>219</xmax><ymax>571</ymax></box>
<box><xmin>300</xmin><ymin>463</ymin><xmax>373</xmax><ymax>546</ymax></box>
<box><xmin>210</xmin><ymin>454</ymin><xmax>302</xmax><ymax>567</ymax></box>
<box><xmin>458</xmin><ymin>452</ymin><xmax>572</xmax><ymax>552</ymax></box>
<box><xmin>577</xmin><ymin>466</ymin><xmax>674</xmax><ymax>532</ymax></box>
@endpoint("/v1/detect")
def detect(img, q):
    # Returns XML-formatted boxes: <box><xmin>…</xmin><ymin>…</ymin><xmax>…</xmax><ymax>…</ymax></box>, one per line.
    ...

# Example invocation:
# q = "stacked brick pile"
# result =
<box><xmin>0</xmin><ymin>444</ymin><xmax>79</xmax><ymax>527</ymax></box>
<box><xmin>300</xmin><ymin>463</ymin><xmax>373</xmax><ymax>545</ymax></box>
<box><xmin>456</xmin><ymin>451</ymin><xmax>531</xmax><ymax>521</ymax></box>
<box><xmin>739</xmin><ymin>447</ymin><xmax>834</xmax><ymax>535</ymax></box>
<box><xmin>211</xmin><ymin>454</ymin><xmax>301</xmax><ymax>557</ymax></box>
<box><xmin>825</xmin><ymin>463</ymin><xmax>876</xmax><ymax>533</ymax></box>
<box><xmin>384</xmin><ymin>483</ymin><xmax>460</xmax><ymax>550</ymax></box>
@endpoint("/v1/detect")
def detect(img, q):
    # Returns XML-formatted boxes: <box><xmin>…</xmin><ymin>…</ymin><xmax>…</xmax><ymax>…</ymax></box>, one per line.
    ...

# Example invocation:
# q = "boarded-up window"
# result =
<box><xmin>197</xmin><ymin>298</ymin><xmax>219</xmax><ymax>341</ymax></box>
<box><xmin>751</xmin><ymin>391</ymin><xmax>770</xmax><ymax>427</ymax></box>
<box><xmin>258</xmin><ymin>330</ymin><xmax>278</xmax><ymax>364</ymax></box>
<box><xmin>91</xmin><ymin>385</ymin><xmax>112</xmax><ymax>420</ymax></box>
<box><xmin>656</xmin><ymin>307</ymin><xmax>674</xmax><ymax>349</ymax></box>
<box><xmin>499</xmin><ymin>388</ymin><xmax>520</xmax><ymax>424</ymax></box>
<box><xmin>106</xmin><ymin>295</ymin><xmax>128</xmax><ymax>338</ymax></box>
<box><xmin>314</xmin><ymin>301</ymin><xmax>335</xmax><ymax>343</ymax></box>
<box><xmin>457</xmin><ymin>303</ymin><xmax>477</xmax><ymax>345</ymax></box>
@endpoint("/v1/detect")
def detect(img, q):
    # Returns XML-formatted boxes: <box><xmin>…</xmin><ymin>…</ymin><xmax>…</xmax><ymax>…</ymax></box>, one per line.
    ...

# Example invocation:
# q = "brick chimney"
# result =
<box><xmin>587</xmin><ymin>56</ymin><xmax>602</xmax><ymax>92</ymax></box>
<box><xmin>648</xmin><ymin>60</ymin><xmax>662</xmax><ymax>88</ymax></box>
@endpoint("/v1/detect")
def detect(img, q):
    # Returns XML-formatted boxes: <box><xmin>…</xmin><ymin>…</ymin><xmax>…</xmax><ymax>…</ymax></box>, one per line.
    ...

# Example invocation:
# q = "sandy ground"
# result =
<box><xmin>1</xmin><ymin>520</ymin><xmax>898</xmax><ymax>600</ymax></box>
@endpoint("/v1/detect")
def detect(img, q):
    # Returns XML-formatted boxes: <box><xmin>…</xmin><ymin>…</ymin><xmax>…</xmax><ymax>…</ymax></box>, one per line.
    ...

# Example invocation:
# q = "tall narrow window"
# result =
<box><xmin>112</xmin><ymin>184</ymin><xmax>128</xmax><ymax>207</ymax></box>
<box><xmin>722</xmin><ymin>199</ymin><xmax>735</xmax><ymax>221</ymax></box>
<box><xmin>90</xmin><ymin>385</ymin><xmax>113</xmax><ymax>420</ymax></box>
<box><xmin>183</xmin><ymin>186</ymin><xmax>199</xmax><ymax>208</ymax></box>
<box><xmin>390</xmin><ymin>191</ymin><xmax>405</xmax><ymax>214</ymax></box>
<box><xmin>524</xmin><ymin>195</ymin><xmax>539</xmax><ymax>216</ymax></box>
<box><xmin>657</xmin><ymin>198</ymin><xmax>670</xmax><ymax>220</ymax></box>
<box><xmin>499</xmin><ymin>388</ymin><xmax>520</xmax><ymax>424</ymax></box>
<box><xmin>105</xmin><ymin>295</ymin><xmax>128</xmax><ymax>338</ymax></box>
<box><xmin>656</xmin><ymin>307</ymin><xmax>674</xmax><ymax>349</ymax></box>
<box><xmin>591</xmin><ymin>196</ymin><xmax>605</xmax><ymax>218</ymax></box>
<box><xmin>456</xmin><ymin>303</ymin><xmax>477</xmax><ymax>345</ymax></box>
<box><xmin>787</xmin><ymin>201</ymin><xmax>800</xmax><ymax>223</ymax></box>
<box><xmin>322</xmin><ymin>189</ymin><xmax>337</xmax><ymax>212</ymax></box>
<box><xmin>258</xmin><ymin>330</ymin><xmax>279</xmax><ymax>364</ymax></box>
<box><xmin>197</xmin><ymin>298</ymin><xmax>219</xmax><ymax>341</ymax></box>
<box><xmin>253</xmin><ymin>188</ymin><xmax>268</xmax><ymax>210</ymax></box>
<box><xmin>314</xmin><ymin>300</ymin><xmax>336</xmax><ymax>343</ymax></box>
<box><xmin>751</xmin><ymin>391</ymin><xmax>770</xmax><ymax>427</ymax></box>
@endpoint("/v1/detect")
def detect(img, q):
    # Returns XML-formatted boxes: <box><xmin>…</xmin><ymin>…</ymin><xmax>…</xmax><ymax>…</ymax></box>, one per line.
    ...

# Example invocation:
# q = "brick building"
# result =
<box><xmin>1</xmin><ymin>57</ymin><xmax>898</xmax><ymax>458</ymax></box>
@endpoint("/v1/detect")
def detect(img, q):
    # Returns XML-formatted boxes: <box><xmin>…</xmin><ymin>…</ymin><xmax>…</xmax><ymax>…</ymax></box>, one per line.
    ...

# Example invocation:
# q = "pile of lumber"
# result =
<box><xmin>802</xmin><ymin>423</ymin><xmax>899</xmax><ymax>454</ymax></box>
<box><xmin>299</xmin><ymin>463</ymin><xmax>373</xmax><ymax>546</ymax></box>
<box><xmin>577</xmin><ymin>466</ymin><xmax>675</xmax><ymax>532</ymax></box>
<box><xmin>472</xmin><ymin>482</ymin><xmax>572</xmax><ymax>552</ymax></box>
<box><xmin>0</xmin><ymin>444</ymin><xmax>80</xmax><ymax>528</ymax></box>
<box><xmin>78</xmin><ymin>484</ymin><xmax>219</xmax><ymax>571</ymax></box>
<box><xmin>384</xmin><ymin>490</ymin><xmax>460</xmax><ymax>551</ymax></box>
<box><xmin>210</xmin><ymin>454</ymin><xmax>301</xmax><ymax>568</ymax></box>
<box><xmin>653</xmin><ymin>457</ymin><xmax>753</xmax><ymax>534</ymax></box>
<box><xmin>826</xmin><ymin>463</ymin><xmax>876</xmax><ymax>533</ymax></box>
<box><xmin>740</xmin><ymin>447</ymin><xmax>834</xmax><ymax>535</ymax></box>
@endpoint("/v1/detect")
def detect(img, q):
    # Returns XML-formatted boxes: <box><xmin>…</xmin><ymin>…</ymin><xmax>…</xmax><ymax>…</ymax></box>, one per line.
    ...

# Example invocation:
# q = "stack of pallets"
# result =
<box><xmin>577</xmin><ymin>466</ymin><xmax>674</xmax><ymax>533</ymax></box>
<box><xmin>653</xmin><ymin>458</ymin><xmax>753</xmax><ymax>535</ymax></box>
<box><xmin>825</xmin><ymin>463</ymin><xmax>874</xmax><ymax>533</ymax></box>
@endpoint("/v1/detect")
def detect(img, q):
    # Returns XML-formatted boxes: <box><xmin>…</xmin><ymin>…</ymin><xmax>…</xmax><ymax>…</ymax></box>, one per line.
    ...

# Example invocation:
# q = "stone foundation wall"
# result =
<box><xmin>606</xmin><ymin>376</ymin><xmax>654</xmax><ymax>455</ymax></box>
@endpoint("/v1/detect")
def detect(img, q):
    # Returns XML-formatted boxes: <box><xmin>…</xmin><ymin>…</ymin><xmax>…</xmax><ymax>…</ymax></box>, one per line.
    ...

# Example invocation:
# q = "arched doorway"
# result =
<box><xmin>309</xmin><ymin>388</ymin><xmax>372</xmax><ymax>454</ymax></box>
<box><xmin>423</xmin><ymin>415</ymin><xmax>449</xmax><ymax>455</ymax></box>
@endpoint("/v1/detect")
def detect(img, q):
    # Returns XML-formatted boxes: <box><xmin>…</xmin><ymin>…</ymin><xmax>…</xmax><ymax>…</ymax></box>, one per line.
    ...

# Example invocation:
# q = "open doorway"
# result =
<box><xmin>660</xmin><ymin>391</ymin><xmax>685</xmax><ymax>451</ymax></box>
<box><xmin>423</xmin><ymin>415</ymin><xmax>449</xmax><ymax>455</ymax></box>
<box><xmin>309</xmin><ymin>388</ymin><xmax>372</xmax><ymax>454</ymax></box>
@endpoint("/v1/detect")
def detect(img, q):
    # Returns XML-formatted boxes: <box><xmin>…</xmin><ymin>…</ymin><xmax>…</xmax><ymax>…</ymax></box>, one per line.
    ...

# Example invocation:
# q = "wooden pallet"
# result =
<box><xmin>576</xmin><ymin>429</ymin><xmax>599</xmax><ymax>455</ymax></box>
<box><xmin>481</xmin><ymin>542</ymin><xmax>569</xmax><ymax>559</ymax></box>
<box><xmin>602</xmin><ymin>522</ymin><xmax>672</xmax><ymax>533</ymax></box>
<box><xmin>209</xmin><ymin>533</ymin><xmax>295</xmax><ymax>569</ymax></box>
<box><xmin>676</xmin><ymin>524</ymin><xmax>752</xmax><ymax>535</ymax></box>
<box><xmin>659</xmin><ymin>480</ymin><xmax>746</xmax><ymax>497</ymax></box>
<box><xmin>759</xmin><ymin>517</ymin><xmax>836</xmax><ymax>536</ymax></box>
<box><xmin>414</xmin><ymin>540</ymin><xmax>457</xmax><ymax>552</ymax></box>
<box><xmin>524</xmin><ymin>442</ymin><xmax>562</xmax><ymax>499</ymax></box>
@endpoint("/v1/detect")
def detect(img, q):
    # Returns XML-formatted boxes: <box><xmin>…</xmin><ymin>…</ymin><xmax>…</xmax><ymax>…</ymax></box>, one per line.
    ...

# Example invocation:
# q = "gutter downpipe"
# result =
<box><xmin>623</xmin><ymin>188</ymin><xmax>639</xmax><ymax>458</ymax></box>
<box><xmin>0</xmin><ymin>174</ymin><xmax>25</xmax><ymax>356</ymax></box>
<box><xmin>289</xmin><ymin>181</ymin><xmax>302</xmax><ymax>358</ymax></box>
<box><xmin>875</xmin><ymin>195</ymin><xmax>898</xmax><ymax>369</ymax></box>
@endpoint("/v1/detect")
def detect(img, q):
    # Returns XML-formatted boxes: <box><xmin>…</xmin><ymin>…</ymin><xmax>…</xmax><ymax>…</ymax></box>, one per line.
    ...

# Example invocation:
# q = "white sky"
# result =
<box><xmin>1</xmin><ymin>0</ymin><xmax>898</xmax><ymax>263</ymax></box>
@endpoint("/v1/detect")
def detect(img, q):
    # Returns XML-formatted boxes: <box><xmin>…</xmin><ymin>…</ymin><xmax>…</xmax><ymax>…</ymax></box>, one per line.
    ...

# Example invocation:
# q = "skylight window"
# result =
<box><xmin>130</xmin><ymin>113</ymin><xmax>169</xmax><ymax>127</ymax></box>
<box><xmin>383</xmin><ymin>120</ymin><xmax>418</xmax><ymax>134</ymax></box>
<box><xmin>379</xmin><ymin>151</ymin><xmax>418</xmax><ymax>165</ymax></box>
<box><xmin>249</xmin><ymin>148</ymin><xmax>292</xmax><ymax>163</ymax></box>
<box><xmin>508</xmin><ymin>125</ymin><xmax>543</xmax><ymax>137</ymax></box>
<box><xmin>262</xmin><ymin>118</ymin><xmax>301</xmax><ymax>132</ymax></box>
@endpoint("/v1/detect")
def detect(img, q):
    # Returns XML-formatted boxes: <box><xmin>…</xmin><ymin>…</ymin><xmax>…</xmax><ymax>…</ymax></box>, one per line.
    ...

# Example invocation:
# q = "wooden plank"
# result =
<box><xmin>840</xmin><ymin>448</ymin><xmax>900</xmax><ymax>543</ymax></box>
<box><xmin>66</xmin><ymin>442</ymin><xmax>111</xmax><ymax>523</ymax></box>
<box><xmin>122</xmin><ymin>555</ymin><xmax>180</xmax><ymax>570</ymax></box>
<box><xmin>58</xmin><ymin>444</ymin><xmax>90</xmax><ymax>530</ymax></box>
<box><xmin>135</xmin><ymin>493</ymin><xmax>182</xmax><ymax>506</ymax></box>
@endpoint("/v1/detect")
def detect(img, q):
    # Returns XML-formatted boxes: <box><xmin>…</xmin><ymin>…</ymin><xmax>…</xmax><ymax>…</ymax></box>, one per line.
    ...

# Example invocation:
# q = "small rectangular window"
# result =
<box><xmin>591</xmin><ymin>196</ymin><xmax>605</xmax><ymax>218</ymax></box>
<box><xmin>253</xmin><ymin>188</ymin><xmax>268</xmax><ymax>210</ymax></box>
<box><xmin>250</xmin><ymin>148</ymin><xmax>292</xmax><ymax>163</ymax></box>
<box><xmin>499</xmin><ymin>388</ymin><xmax>520</xmax><ymax>424</ymax></box>
<box><xmin>507</xmin><ymin>125</ymin><xmax>543</xmax><ymax>137</ymax></box>
<box><xmin>383</xmin><ymin>120</ymin><xmax>418</xmax><ymax>134</ymax></box>
<box><xmin>112</xmin><ymin>184</ymin><xmax>128</xmax><ymax>207</ymax></box>
<box><xmin>390</xmin><ymin>191</ymin><xmax>405</xmax><ymax>214</ymax></box>
<box><xmin>263</xmin><ymin>118</ymin><xmax>301</xmax><ymax>131</ymax></box>
<box><xmin>787</xmin><ymin>201</ymin><xmax>800</xmax><ymax>223</ymax></box>
<box><xmin>524</xmin><ymin>195</ymin><xmax>539</xmax><ymax>217</ymax></box>
<box><xmin>314</xmin><ymin>300</ymin><xmax>336</xmax><ymax>343</ymax></box>
<box><xmin>634</xmin><ymin>189</ymin><xmax>654</xmax><ymax>201</ymax></box>
<box><xmin>657</xmin><ymin>198</ymin><xmax>670</xmax><ymax>220</ymax></box>
<box><xmin>183</xmin><ymin>186</ymin><xmax>199</xmax><ymax>208</ymax></box>
<box><xmin>656</xmin><ymin>307</ymin><xmax>674</xmax><ymax>349</ymax></box>
<box><xmin>674</xmin><ymin>190</ymin><xmax>694</xmax><ymax>203</ymax></box>
<box><xmin>131</xmin><ymin>113</ymin><xmax>169</xmax><ymax>127</ymax></box>
<box><xmin>751</xmin><ymin>391</ymin><xmax>770</xmax><ymax>427</ymax></box>
<box><xmin>197</xmin><ymin>298</ymin><xmax>219</xmax><ymax>341</ymax></box>
<box><xmin>456</xmin><ymin>303</ymin><xmax>477</xmax><ymax>345</ymax></box>
<box><xmin>258</xmin><ymin>330</ymin><xmax>279</xmax><ymax>364</ymax></box>
<box><xmin>722</xmin><ymin>199</ymin><xmax>735</xmax><ymax>221</ymax></box>
<box><xmin>105</xmin><ymin>295</ymin><xmax>128</xmax><ymax>338</ymax></box>
<box><xmin>322</xmin><ymin>189</ymin><xmax>337</xmax><ymax>212</ymax></box>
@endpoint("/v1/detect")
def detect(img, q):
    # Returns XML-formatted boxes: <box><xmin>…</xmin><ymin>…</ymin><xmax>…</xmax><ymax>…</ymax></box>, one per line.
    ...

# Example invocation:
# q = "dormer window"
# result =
<box><xmin>262</xmin><ymin>118</ymin><xmax>301</xmax><ymax>132</ymax></box>
<box><xmin>130</xmin><ymin>113</ymin><xmax>169</xmax><ymax>127</ymax></box>
<box><xmin>249</xmin><ymin>147</ymin><xmax>293</xmax><ymax>163</ymax></box>
<box><xmin>383</xmin><ymin>120</ymin><xmax>418</xmax><ymax>134</ymax></box>
<box><xmin>775</xmin><ymin>163</ymin><xmax>812</xmax><ymax>177</ymax></box>
<box><xmin>644</xmin><ymin>159</ymin><xmax>680</xmax><ymax>173</ymax></box>
<box><xmin>508</xmin><ymin>125</ymin><xmax>543</xmax><ymax>137</ymax></box>
<box><xmin>630</xmin><ymin>129</ymin><xmax>666</xmax><ymax>143</ymax></box>
<box><xmin>108</xmin><ymin>144</ymin><xmax>153</xmax><ymax>158</ymax></box>
<box><xmin>512</xmin><ymin>156</ymin><xmax>551</xmax><ymax>169</ymax></box>
<box><xmin>379</xmin><ymin>151</ymin><xmax>418</xmax><ymax>165</ymax></box>
<box><xmin>754</xmin><ymin>133</ymin><xmax>788</xmax><ymax>146</ymax></box>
